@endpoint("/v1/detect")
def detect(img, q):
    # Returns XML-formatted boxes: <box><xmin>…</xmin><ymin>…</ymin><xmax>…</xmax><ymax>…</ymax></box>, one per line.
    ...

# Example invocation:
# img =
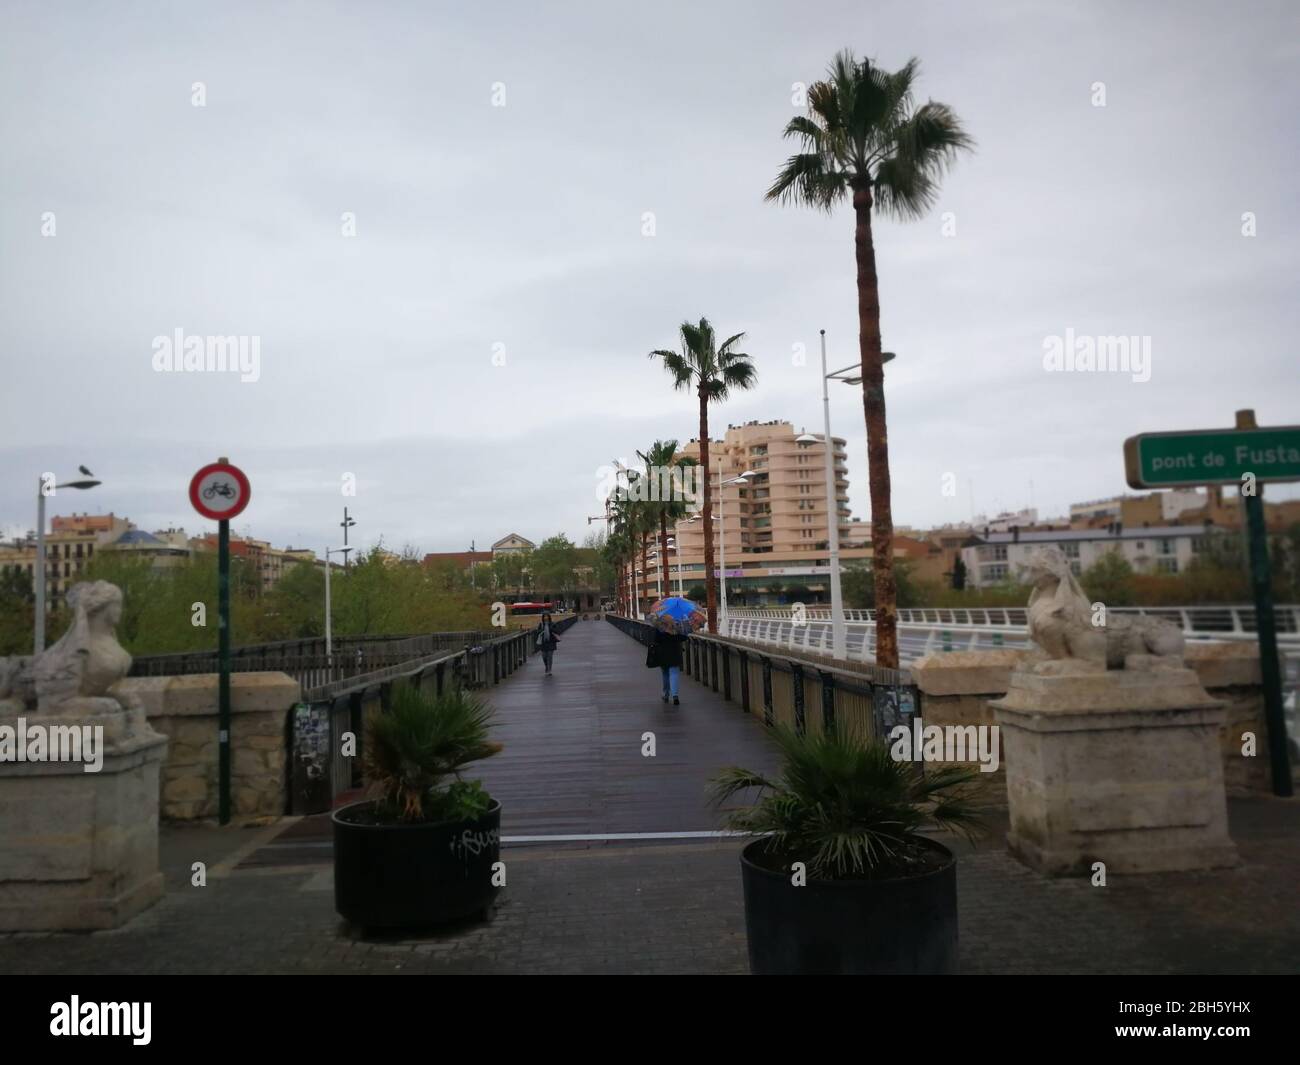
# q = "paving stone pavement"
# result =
<box><xmin>0</xmin><ymin>792</ymin><xmax>1295</xmax><ymax>975</ymax></box>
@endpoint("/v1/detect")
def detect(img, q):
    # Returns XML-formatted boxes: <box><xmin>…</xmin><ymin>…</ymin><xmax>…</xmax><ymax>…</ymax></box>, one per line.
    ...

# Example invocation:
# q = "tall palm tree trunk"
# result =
<box><xmin>854</xmin><ymin>182</ymin><xmax>898</xmax><ymax>669</ymax></box>
<box><xmin>659</xmin><ymin>512</ymin><xmax>670</xmax><ymax>599</ymax></box>
<box><xmin>640</xmin><ymin>531</ymin><xmax>650</xmax><ymax>612</ymax></box>
<box><xmin>698</xmin><ymin>389</ymin><xmax>716</xmax><ymax>632</ymax></box>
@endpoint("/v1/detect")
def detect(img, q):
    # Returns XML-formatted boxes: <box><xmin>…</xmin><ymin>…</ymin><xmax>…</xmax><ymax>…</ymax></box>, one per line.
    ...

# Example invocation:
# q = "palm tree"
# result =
<box><xmin>649</xmin><ymin>319</ymin><xmax>758</xmax><ymax>632</ymax></box>
<box><xmin>767</xmin><ymin>50</ymin><xmax>972</xmax><ymax>669</ymax></box>
<box><xmin>608</xmin><ymin>496</ymin><xmax>645</xmax><ymax>614</ymax></box>
<box><xmin>637</xmin><ymin>439</ymin><xmax>698</xmax><ymax>603</ymax></box>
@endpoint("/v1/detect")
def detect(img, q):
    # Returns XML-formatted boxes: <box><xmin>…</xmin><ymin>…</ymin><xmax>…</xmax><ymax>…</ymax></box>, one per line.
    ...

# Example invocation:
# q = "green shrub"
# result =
<box><xmin>364</xmin><ymin>682</ymin><xmax>501</xmax><ymax>823</ymax></box>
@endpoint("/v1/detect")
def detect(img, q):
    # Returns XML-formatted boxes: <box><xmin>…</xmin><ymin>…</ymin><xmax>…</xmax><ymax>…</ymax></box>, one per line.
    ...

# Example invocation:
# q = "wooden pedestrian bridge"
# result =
<box><xmin>175</xmin><ymin>616</ymin><xmax>921</xmax><ymax>864</ymax></box>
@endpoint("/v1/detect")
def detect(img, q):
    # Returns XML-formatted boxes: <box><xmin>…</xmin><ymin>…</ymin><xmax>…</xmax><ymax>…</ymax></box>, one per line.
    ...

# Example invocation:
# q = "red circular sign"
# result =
<box><xmin>189</xmin><ymin>462</ymin><xmax>251</xmax><ymax>522</ymax></box>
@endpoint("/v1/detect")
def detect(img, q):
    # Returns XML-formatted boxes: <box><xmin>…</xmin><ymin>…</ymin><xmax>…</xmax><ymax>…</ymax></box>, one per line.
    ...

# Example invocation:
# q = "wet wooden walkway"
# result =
<box><xmin>246</xmin><ymin>620</ymin><xmax>778</xmax><ymax>865</ymax></box>
<box><xmin>477</xmin><ymin>618</ymin><xmax>778</xmax><ymax>838</ymax></box>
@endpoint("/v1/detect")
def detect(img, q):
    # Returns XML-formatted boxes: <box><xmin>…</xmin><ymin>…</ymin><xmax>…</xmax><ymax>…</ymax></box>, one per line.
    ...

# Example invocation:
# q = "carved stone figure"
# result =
<box><xmin>0</xmin><ymin>581</ymin><xmax>152</xmax><ymax>745</ymax></box>
<box><xmin>32</xmin><ymin>581</ymin><xmax>133</xmax><ymax>711</ymax></box>
<box><xmin>1024</xmin><ymin>547</ymin><xmax>1184</xmax><ymax>670</ymax></box>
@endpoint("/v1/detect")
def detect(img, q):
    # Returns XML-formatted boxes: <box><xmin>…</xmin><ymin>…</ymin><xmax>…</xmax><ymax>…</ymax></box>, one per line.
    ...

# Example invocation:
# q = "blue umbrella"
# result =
<box><xmin>654</xmin><ymin>596</ymin><xmax>700</xmax><ymax>621</ymax></box>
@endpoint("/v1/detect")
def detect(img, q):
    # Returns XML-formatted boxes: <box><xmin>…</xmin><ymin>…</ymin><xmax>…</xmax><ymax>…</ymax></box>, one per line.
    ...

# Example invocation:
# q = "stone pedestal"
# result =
<box><xmin>113</xmin><ymin>672</ymin><xmax>299</xmax><ymax>821</ymax></box>
<box><xmin>0</xmin><ymin>706</ymin><xmax>168</xmax><ymax>931</ymax></box>
<box><xmin>990</xmin><ymin>665</ymin><xmax>1238</xmax><ymax>876</ymax></box>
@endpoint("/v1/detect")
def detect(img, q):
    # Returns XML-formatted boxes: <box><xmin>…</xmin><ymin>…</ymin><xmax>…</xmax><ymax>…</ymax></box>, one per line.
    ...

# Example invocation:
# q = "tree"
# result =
<box><xmin>637</xmin><ymin>439</ymin><xmax>697</xmax><ymax>606</ymax></box>
<box><xmin>785</xmin><ymin>582</ymin><xmax>812</xmax><ymax>604</ymax></box>
<box><xmin>950</xmin><ymin>555</ymin><xmax>967</xmax><ymax>591</ymax></box>
<box><xmin>0</xmin><ymin>567</ymin><xmax>35</xmax><ymax>656</ymax></box>
<box><xmin>766</xmin><ymin>580</ymin><xmax>785</xmax><ymax>603</ymax></box>
<box><xmin>767</xmin><ymin>50</ymin><xmax>973</xmax><ymax>668</ymax></box>
<box><xmin>1081</xmin><ymin>550</ymin><xmax>1136</xmax><ymax>607</ymax></box>
<box><xmin>650</xmin><ymin>318</ymin><xmax>758</xmax><ymax>633</ymax></box>
<box><xmin>531</xmin><ymin>535</ymin><xmax>578</xmax><ymax>598</ymax></box>
<box><xmin>686</xmin><ymin>584</ymin><xmax>707</xmax><ymax>603</ymax></box>
<box><xmin>841</xmin><ymin>559</ymin><xmax>922</xmax><ymax>610</ymax></box>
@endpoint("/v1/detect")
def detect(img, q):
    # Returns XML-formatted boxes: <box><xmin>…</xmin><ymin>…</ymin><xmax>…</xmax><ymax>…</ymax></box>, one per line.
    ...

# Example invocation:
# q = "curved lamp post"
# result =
<box><xmin>35</xmin><ymin>470</ymin><xmax>101</xmax><ymax>653</ymax></box>
<box><xmin>797</xmin><ymin>330</ymin><xmax>894</xmax><ymax>659</ymax></box>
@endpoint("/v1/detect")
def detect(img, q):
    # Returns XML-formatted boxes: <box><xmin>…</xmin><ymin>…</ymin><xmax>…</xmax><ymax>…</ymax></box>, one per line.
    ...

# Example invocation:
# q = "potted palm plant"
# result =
<box><xmin>332</xmin><ymin>681</ymin><xmax>503</xmax><ymax>931</ymax></box>
<box><xmin>711</xmin><ymin>723</ymin><xmax>985</xmax><ymax>974</ymax></box>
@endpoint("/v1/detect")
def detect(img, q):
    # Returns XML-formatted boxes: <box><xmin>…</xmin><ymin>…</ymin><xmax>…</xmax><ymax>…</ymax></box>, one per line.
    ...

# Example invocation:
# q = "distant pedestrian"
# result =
<box><xmin>535</xmin><ymin>612</ymin><xmax>560</xmax><ymax>676</ymax></box>
<box><xmin>652</xmin><ymin>615</ymin><xmax>686</xmax><ymax>706</ymax></box>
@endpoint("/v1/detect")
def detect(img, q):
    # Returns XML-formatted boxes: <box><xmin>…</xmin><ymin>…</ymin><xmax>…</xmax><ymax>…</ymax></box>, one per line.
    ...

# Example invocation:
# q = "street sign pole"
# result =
<box><xmin>1243</xmin><ymin>490</ymin><xmax>1291</xmax><ymax>797</ymax></box>
<box><xmin>1124</xmin><ymin>411</ymin><xmax>1295</xmax><ymax>797</ymax></box>
<box><xmin>189</xmin><ymin>455</ymin><xmax>251</xmax><ymax>827</ymax></box>
<box><xmin>1234</xmin><ymin>411</ymin><xmax>1293</xmax><ymax>798</ymax></box>
<box><xmin>218</xmin><ymin>515</ymin><xmax>232</xmax><ymax>824</ymax></box>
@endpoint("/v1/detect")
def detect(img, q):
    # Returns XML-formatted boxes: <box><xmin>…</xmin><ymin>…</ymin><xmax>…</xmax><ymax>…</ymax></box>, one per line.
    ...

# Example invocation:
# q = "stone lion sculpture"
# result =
<box><xmin>0</xmin><ymin>580</ymin><xmax>134</xmax><ymax>713</ymax></box>
<box><xmin>1024</xmin><ymin>547</ymin><xmax>1183</xmax><ymax>670</ymax></box>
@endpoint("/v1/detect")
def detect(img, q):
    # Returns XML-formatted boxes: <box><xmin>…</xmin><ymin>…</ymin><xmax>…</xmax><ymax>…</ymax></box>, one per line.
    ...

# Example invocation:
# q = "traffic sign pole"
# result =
<box><xmin>218</xmin><ymin>516</ymin><xmax>232</xmax><ymax>823</ymax></box>
<box><xmin>1126</xmin><ymin>411</ymin><xmax>1295</xmax><ymax>797</ymax></box>
<box><xmin>1234</xmin><ymin>411</ymin><xmax>1293</xmax><ymax>798</ymax></box>
<box><xmin>1244</xmin><ymin>491</ymin><xmax>1292</xmax><ymax>797</ymax></box>
<box><xmin>188</xmin><ymin>456</ymin><xmax>251</xmax><ymax>827</ymax></box>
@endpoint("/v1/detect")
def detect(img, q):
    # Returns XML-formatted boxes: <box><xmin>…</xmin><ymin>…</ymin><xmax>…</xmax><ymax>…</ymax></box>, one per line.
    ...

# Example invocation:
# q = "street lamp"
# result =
<box><xmin>34</xmin><ymin>469</ymin><xmax>101</xmax><ymax>653</ymax></box>
<box><xmin>715</xmin><ymin>470</ymin><xmax>753</xmax><ymax>637</ymax></box>
<box><xmin>796</xmin><ymin>331</ymin><xmax>895</xmax><ymax>659</ymax></box>
<box><xmin>674</xmin><ymin>514</ymin><xmax>699</xmax><ymax>596</ymax></box>
<box><xmin>323</xmin><ymin>544</ymin><xmax>352</xmax><ymax>663</ymax></box>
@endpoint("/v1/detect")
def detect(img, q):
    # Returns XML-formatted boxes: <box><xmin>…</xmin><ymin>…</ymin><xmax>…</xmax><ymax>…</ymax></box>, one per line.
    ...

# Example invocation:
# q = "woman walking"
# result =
<box><xmin>653</xmin><ymin>615</ymin><xmax>686</xmax><ymax>705</ymax></box>
<box><xmin>535</xmin><ymin>612</ymin><xmax>560</xmax><ymax>676</ymax></box>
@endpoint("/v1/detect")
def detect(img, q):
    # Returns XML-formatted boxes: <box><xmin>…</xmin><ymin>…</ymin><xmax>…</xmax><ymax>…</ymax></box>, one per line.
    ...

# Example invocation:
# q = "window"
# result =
<box><xmin>1157</xmin><ymin>538</ymin><xmax>1175</xmax><ymax>555</ymax></box>
<box><xmin>992</xmin><ymin>544</ymin><xmax>1008</xmax><ymax>561</ymax></box>
<box><xmin>984</xmin><ymin>563</ymin><xmax>1009</xmax><ymax>581</ymax></box>
<box><xmin>1070</xmin><ymin>561</ymin><xmax>1082</xmax><ymax>576</ymax></box>
<box><xmin>1063</xmin><ymin>542</ymin><xmax>1080</xmax><ymax>559</ymax></box>
<box><xmin>1156</xmin><ymin>557</ymin><xmax>1178</xmax><ymax>574</ymax></box>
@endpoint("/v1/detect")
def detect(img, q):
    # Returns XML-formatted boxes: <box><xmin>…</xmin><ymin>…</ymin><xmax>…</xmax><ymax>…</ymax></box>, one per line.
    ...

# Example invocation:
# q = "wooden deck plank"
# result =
<box><xmin>477</xmin><ymin>619</ymin><xmax>779</xmax><ymax>836</ymax></box>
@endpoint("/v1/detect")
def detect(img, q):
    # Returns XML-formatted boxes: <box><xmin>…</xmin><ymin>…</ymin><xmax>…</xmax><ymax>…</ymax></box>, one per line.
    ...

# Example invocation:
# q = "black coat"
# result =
<box><xmin>652</xmin><ymin>628</ymin><xmax>685</xmax><ymax>668</ymax></box>
<box><xmin>535</xmin><ymin>622</ymin><xmax>560</xmax><ymax>652</ymax></box>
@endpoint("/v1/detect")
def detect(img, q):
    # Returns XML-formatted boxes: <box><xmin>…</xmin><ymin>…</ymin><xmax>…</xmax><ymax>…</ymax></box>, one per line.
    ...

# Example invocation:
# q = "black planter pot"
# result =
<box><xmin>332</xmin><ymin>799</ymin><xmax>502</xmax><ymax>930</ymax></box>
<box><xmin>740</xmin><ymin>837</ymin><xmax>958</xmax><ymax>974</ymax></box>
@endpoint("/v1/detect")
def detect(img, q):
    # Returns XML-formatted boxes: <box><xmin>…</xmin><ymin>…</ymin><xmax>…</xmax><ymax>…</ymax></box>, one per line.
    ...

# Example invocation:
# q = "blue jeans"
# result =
<box><xmin>660</xmin><ymin>666</ymin><xmax>680</xmax><ymax>697</ymax></box>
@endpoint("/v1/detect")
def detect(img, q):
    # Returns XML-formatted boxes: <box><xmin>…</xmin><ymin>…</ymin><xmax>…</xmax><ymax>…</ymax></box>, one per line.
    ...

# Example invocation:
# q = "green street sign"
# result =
<box><xmin>1123</xmin><ymin>425</ymin><xmax>1300</xmax><ymax>489</ymax></box>
<box><xmin>1121</xmin><ymin>410</ymin><xmax>1295</xmax><ymax>796</ymax></box>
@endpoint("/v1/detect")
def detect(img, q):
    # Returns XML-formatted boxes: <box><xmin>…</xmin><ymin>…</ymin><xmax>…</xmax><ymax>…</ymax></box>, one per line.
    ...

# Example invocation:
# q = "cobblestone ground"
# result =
<box><xmin>0</xmin><ymin>796</ymin><xmax>1295</xmax><ymax>975</ymax></box>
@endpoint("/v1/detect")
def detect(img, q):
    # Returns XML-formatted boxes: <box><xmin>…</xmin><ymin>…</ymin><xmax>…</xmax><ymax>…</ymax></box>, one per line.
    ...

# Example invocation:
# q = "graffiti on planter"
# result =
<box><xmin>449</xmin><ymin>827</ymin><xmax>499</xmax><ymax>857</ymax></box>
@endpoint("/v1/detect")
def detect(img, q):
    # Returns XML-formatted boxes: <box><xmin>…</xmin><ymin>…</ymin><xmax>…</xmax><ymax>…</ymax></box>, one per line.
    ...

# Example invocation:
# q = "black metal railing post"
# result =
<box><xmin>761</xmin><ymin>656</ymin><xmax>774</xmax><ymax>727</ymax></box>
<box><xmin>791</xmin><ymin>662</ymin><xmax>806</xmax><ymax>736</ymax></box>
<box><xmin>819</xmin><ymin>670</ymin><xmax>835</xmax><ymax>731</ymax></box>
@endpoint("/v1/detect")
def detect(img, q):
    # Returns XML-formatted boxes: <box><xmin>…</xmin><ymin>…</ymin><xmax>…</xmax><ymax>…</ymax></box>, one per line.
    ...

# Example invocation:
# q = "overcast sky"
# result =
<box><xmin>2</xmin><ymin>0</ymin><xmax>1297</xmax><ymax>555</ymax></box>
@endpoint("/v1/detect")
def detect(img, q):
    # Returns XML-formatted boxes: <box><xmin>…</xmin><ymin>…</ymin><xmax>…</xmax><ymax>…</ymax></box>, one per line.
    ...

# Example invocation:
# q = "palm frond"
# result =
<box><xmin>712</xmin><ymin>722</ymin><xmax>987</xmax><ymax>879</ymax></box>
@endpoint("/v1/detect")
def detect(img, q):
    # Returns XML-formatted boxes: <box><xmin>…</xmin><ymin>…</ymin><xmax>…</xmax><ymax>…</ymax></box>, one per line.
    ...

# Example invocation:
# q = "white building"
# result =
<box><xmin>491</xmin><ymin>533</ymin><xmax>535</xmax><ymax>557</ymax></box>
<box><xmin>961</xmin><ymin>523</ymin><xmax>1220</xmax><ymax>587</ymax></box>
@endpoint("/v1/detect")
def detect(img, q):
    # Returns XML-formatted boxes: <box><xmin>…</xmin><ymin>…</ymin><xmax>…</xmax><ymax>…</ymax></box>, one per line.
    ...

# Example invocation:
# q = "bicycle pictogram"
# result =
<box><xmin>202</xmin><ymin>481</ymin><xmax>237</xmax><ymax>501</ymax></box>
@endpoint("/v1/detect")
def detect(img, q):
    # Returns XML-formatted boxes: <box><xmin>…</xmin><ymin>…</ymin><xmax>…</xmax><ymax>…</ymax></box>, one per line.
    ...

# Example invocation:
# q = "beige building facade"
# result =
<box><xmin>635</xmin><ymin>420</ymin><xmax>881</xmax><ymax>604</ymax></box>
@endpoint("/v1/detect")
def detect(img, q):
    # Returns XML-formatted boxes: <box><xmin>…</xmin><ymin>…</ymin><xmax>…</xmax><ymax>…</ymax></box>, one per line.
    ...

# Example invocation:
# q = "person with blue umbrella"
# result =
<box><xmin>648</xmin><ymin>597</ymin><xmax>702</xmax><ymax>705</ymax></box>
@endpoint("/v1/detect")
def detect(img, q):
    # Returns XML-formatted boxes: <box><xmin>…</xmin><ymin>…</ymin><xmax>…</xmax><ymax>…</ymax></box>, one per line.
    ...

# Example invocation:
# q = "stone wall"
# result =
<box><xmin>910</xmin><ymin>644</ymin><xmax>1279</xmax><ymax>794</ymax></box>
<box><xmin>112</xmin><ymin>672</ymin><xmax>300</xmax><ymax>821</ymax></box>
